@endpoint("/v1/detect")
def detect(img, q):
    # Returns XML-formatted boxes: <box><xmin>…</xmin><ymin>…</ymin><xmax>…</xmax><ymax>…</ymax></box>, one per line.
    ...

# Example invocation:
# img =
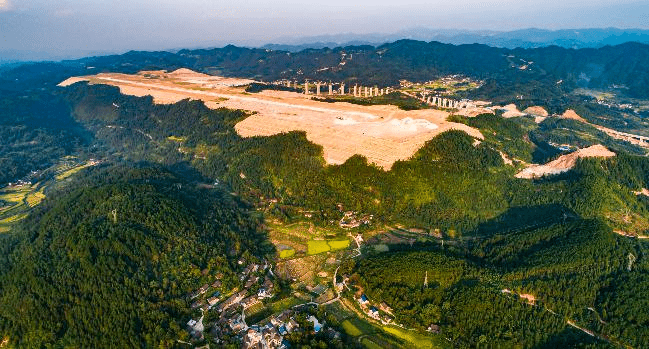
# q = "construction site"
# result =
<box><xmin>59</xmin><ymin>69</ymin><xmax>484</xmax><ymax>170</ymax></box>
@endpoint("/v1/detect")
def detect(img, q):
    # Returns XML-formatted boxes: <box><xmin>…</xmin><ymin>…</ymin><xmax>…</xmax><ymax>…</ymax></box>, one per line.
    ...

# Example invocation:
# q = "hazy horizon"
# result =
<box><xmin>1</xmin><ymin>0</ymin><xmax>649</xmax><ymax>61</ymax></box>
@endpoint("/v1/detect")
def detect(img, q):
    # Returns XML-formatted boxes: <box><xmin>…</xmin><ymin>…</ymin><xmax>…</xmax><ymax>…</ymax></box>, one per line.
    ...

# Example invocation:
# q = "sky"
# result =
<box><xmin>1</xmin><ymin>0</ymin><xmax>648</xmax><ymax>60</ymax></box>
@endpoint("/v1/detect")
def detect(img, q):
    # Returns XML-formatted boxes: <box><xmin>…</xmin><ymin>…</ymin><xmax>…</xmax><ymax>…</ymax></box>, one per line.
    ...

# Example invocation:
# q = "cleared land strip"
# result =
<box><xmin>60</xmin><ymin>70</ymin><xmax>483</xmax><ymax>169</ymax></box>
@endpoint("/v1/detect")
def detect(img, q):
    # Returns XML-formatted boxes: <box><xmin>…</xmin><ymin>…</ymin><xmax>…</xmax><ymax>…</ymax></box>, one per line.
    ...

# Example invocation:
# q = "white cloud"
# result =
<box><xmin>0</xmin><ymin>0</ymin><xmax>11</xmax><ymax>11</ymax></box>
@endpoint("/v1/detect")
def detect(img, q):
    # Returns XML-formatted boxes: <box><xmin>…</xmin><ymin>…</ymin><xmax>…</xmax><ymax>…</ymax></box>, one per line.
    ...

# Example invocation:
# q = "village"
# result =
<box><xmin>179</xmin><ymin>208</ymin><xmax>430</xmax><ymax>349</ymax></box>
<box><xmin>182</xmin><ymin>256</ymin><xmax>342</xmax><ymax>349</ymax></box>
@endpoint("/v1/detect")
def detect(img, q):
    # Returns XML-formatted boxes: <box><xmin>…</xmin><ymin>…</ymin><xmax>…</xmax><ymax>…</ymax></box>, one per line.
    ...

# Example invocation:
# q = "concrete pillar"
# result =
<box><xmin>353</xmin><ymin>85</ymin><xmax>357</xmax><ymax>97</ymax></box>
<box><xmin>304</xmin><ymin>80</ymin><xmax>309</xmax><ymax>95</ymax></box>
<box><xmin>329</xmin><ymin>84</ymin><xmax>333</xmax><ymax>95</ymax></box>
<box><xmin>340</xmin><ymin>84</ymin><xmax>345</xmax><ymax>95</ymax></box>
<box><xmin>427</xmin><ymin>96</ymin><xmax>431</xmax><ymax>104</ymax></box>
<box><xmin>380</xmin><ymin>89</ymin><xmax>384</xmax><ymax>96</ymax></box>
<box><xmin>316</xmin><ymin>83</ymin><xmax>321</xmax><ymax>95</ymax></box>
<box><xmin>374</xmin><ymin>87</ymin><xmax>379</xmax><ymax>96</ymax></box>
<box><xmin>364</xmin><ymin>86</ymin><xmax>368</xmax><ymax>97</ymax></box>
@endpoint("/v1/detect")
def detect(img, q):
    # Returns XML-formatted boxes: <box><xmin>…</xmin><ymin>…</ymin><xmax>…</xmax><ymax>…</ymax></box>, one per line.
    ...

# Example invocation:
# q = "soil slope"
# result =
<box><xmin>516</xmin><ymin>144</ymin><xmax>615</xmax><ymax>179</ymax></box>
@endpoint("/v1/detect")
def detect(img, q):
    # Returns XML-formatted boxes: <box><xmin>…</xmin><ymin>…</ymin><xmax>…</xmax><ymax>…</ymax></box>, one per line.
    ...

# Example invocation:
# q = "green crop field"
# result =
<box><xmin>307</xmin><ymin>239</ymin><xmax>350</xmax><ymax>255</ymax></box>
<box><xmin>341</xmin><ymin>320</ymin><xmax>363</xmax><ymax>336</ymax></box>
<box><xmin>0</xmin><ymin>213</ymin><xmax>28</xmax><ymax>225</ymax></box>
<box><xmin>328</xmin><ymin>239</ymin><xmax>350</xmax><ymax>250</ymax></box>
<box><xmin>56</xmin><ymin>164</ymin><xmax>90</xmax><ymax>180</ymax></box>
<box><xmin>361</xmin><ymin>338</ymin><xmax>384</xmax><ymax>349</ymax></box>
<box><xmin>269</xmin><ymin>296</ymin><xmax>302</xmax><ymax>312</ymax></box>
<box><xmin>279</xmin><ymin>249</ymin><xmax>295</xmax><ymax>258</ymax></box>
<box><xmin>26</xmin><ymin>190</ymin><xmax>45</xmax><ymax>207</ymax></box>
<box><xmin>382</xmin><ymin>326</ymin><xmax>440</xmax><ymax>349</ymax></box>
<box><xmin>0</xmin><ymin>189</ymin><xmax>28</xmax><ymax>205</ymax></box>
<box><xmin>307</xmin><ymin>240</ymin><xmax>331</xmax><ymax>255</ymax></box>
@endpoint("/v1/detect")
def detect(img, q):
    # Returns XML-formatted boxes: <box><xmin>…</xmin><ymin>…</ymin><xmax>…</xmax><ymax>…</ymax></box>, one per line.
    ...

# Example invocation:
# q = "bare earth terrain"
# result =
<box><xmin>59</xmin><ymin>69</ymin><xmax>483</xmax><ymax>169</ymax></box>
<box><xmin>558</xmin><ymin>109</ymin><xmax>649</xmax><ymax>149</ymax></box>
<box><xmin>516</xmin><ymin>144</ymin><xmax>616</xmax><ymax>179</ymax></box>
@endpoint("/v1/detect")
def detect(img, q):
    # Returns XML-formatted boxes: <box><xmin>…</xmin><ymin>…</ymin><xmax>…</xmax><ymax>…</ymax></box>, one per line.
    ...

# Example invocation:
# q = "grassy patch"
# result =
<box><xmin>362</xmin><ymin>338</ymin><xmax>384</xmax><ymax>349</ymax></box>
<box><xmin>374</xmin><ymin>244</ymin><xmax>389</xmax><ymax>252</ymax></box>
<box><xmin>245</xmin><ymin>303</ymin><xmax>273</xmax><ymax>324</ymax></box>
<box><xmin>324</xmin><ymin>302</ymin><xmax>352</xmax><ymax>322</ymax></box>
<box><xmin>269</xmin><ymin>296</ymin><xmax>302</xmax><ymax>313</ymax></box>
<box><xmin>341</xmin><ymin>320</ymin><xmax>363</xmax><ymax>336</ymax></box>
<box><xmin>167</xmin><ymin>135</ymin><xmax>187</xmax><ymax>142</ymax></box>
<box><xmin>382</xmin><ymin>326</ymin><xmax>438</xmax><ymax>349</ymax></box>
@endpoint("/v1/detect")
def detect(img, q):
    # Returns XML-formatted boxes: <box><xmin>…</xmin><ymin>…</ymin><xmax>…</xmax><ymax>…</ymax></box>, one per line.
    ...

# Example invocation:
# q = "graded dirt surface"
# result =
<box><xmin>456</xmin><ymin>103</ymin><xmax>525</xmax><ymax>118</ymax></box>
<box><xmin>59</xmin><ymin>69</ymin><xmax>483</xmax><ymax>169</ymax></box>
<box><xmin>500</xmin><ymin>104</ymin><xmax>526</xmax><ymax>118</ymax></box>
<box><xmin>634</xmin><ymin>188</ymin><xmax>649</xmax><ymax>196</ymax></box>
<box><xmin>455</xmin><ymin>106</ymin><xmax>495</xmax><ymax>118</ymax></box>
<box><xmin>560</xmin><ymin>109</ymin><xmax>588</xmax><ymax>123</ymax></box>
<box><xmin>516</xmin><ymin>144</ymin><xmax>615</xmax><ymax>179</ymax></box>
<box><xmin>523</xmin><ymin>106</ymin><xmax>549</xmax><ymax>117</ymax></box>
<box><xmin>558</xmin><ymin>109</ymin><xmax>649</xmax><ymax>149</ymax></box>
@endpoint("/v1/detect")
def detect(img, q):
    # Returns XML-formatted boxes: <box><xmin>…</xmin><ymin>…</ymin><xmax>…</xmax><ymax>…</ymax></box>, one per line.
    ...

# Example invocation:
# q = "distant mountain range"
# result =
<box><xmin>263</xmin><ymin>28</ymin><xmax>649</xmax><ymax>52</ymax></box>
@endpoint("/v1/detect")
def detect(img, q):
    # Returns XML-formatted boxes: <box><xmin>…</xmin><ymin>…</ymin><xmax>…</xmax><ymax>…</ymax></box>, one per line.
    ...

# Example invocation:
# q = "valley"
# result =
<box><xmin>1</xmin><ymin>39</ymin><xmax>649</xmax><ymax>349</ymax></box>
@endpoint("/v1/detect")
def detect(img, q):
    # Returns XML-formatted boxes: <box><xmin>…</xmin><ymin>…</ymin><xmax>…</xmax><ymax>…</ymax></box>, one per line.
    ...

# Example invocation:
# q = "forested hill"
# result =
<box><xmin>0</xmin><ymin>165</ymin><xmax>271</xmax><ymax>347</ymax></box>
<box><xmin>2</xmin><ymin>40</ymin><xmax>649</xmax><ymax>99</ymax></box>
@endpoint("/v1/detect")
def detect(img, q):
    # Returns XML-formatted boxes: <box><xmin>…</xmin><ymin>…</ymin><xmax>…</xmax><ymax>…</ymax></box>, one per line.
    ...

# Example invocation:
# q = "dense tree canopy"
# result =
<box><xmin>0</xmin><ymin>165</ymin><xmax>270</xmax><ymax>347</ymax></box>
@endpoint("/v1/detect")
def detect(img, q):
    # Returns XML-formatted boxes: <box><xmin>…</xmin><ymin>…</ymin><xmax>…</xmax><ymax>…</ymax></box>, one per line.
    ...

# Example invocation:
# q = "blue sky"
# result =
<box><xmin>1</xmin><ymin>0</ymin><xmax>648</xmax><ymax>59</ymax></box>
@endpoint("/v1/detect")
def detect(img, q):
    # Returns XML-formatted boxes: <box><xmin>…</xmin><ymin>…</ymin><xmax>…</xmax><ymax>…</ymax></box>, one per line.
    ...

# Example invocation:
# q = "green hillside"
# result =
<box><xmin>0</xmin><ymin>165</ymin><xmax>269</xmax><ymax>347</ymax></box>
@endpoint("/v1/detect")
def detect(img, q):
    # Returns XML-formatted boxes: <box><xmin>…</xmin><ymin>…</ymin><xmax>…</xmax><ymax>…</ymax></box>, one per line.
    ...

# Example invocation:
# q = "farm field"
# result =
<box><xmin>328</xmin><ymin>301</ymin><xmax>444</xmax><ymax>349</ymax></box>
<box><xmin>307</xmin><ymin>239</ymin><xmax>351</xmax><ymax>255</ymax></box>
<box><xmin>382</xmin><ymin>326</ymin><xmax>444</xmax><ymax>349</ymax></box>
<box><xmin>269</xmin><ymin>220</ymin><xmax>351</xmax><ymax>258</ymax></box>
<box><xmin>0</xmin><ymin>160</ymin><xmax>99</xmax><ymax>233</ymax></box>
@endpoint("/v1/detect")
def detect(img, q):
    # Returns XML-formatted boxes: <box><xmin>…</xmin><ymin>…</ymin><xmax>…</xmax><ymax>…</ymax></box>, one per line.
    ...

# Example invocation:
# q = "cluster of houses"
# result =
<box><xmin>5</xmin><ymin>179</ymin><xmax>32</xmax><ymax>188</ymax></box>
<box><xmin>185</xmin><ymin>261</ymin><xmax>277</xmax><ymax>344</ymax></box>
<box><xmin>189</xmin><ymin>273</ymin><xmax>225</xmax><ymax>311</ymax></box>
<box><xmin>241</xmin><ymin>308</ymin><xmax>334</xmax><ymax>349</ymax></box>
<box><xmin>357</xmin><ymin>294</ymin><xmax>394</xmax><ymax>325</ymax></box>
<box><xmin>339</xmin><ymin>211</ymin><xmax>373</xmax><ymax>229</ymax></box>
<box><xmin>183</xmin><ymin>255</ymin><xmax>343</xmax><ymax>348</ymax></box>
<box><xmin>595</xmin><ymin>98</ymin><xmax>635</xmax><ymax>110</ymax></box>
<box><xmin>548</xmin><ymin>142</ymin><xmax>574</xmax><ymax>152</ymax></box>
